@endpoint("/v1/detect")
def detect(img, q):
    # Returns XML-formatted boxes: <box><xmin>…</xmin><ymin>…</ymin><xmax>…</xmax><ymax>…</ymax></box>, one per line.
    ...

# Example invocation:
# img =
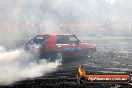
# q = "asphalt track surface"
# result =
<box><xmin>0</xmin><ymin>39</ymin><xmax>132</xmax><ymax>88</ymax></box>
<box><xmin>1</xmin><ymin>65</ymin><xmax>132</xmax><ymax>88</ymax></box>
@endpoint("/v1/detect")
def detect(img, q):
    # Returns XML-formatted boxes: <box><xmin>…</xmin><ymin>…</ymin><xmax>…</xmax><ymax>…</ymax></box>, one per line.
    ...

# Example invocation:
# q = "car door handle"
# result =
<box><xmin>58</xmin><ymin>46</ymin><xmax>61</xmax><ymax>48</ymax></box>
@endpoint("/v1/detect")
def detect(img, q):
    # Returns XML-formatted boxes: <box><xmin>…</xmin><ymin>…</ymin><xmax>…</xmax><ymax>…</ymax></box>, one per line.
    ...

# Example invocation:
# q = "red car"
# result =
<box><xmin>25</xmin><ymin>34</ymin><xmax>96</xmax><ymax>62</ymax></box>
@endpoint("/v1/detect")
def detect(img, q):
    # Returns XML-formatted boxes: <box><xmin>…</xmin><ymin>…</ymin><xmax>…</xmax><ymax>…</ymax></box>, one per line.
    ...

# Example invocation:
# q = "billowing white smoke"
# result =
<box><xmin>0</xmin><ymin>46</ymin><xmax>61</xmax><ymax>85</ymax></box>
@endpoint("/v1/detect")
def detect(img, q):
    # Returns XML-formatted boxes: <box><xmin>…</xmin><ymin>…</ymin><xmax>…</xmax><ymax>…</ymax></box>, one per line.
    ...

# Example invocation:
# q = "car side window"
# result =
<box><xmin>69</xmin><ymin>36</ymin><xmax>79</xmax><ymax>44</ymax></box>
<box><xmin>57</xmin><ymin>36</ymin><xmax>69</xmax><ymax>44</ymax></box>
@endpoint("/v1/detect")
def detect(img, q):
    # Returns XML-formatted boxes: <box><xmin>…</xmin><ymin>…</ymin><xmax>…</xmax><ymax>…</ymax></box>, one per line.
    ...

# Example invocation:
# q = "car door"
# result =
<box><xmin>56</xmin><ymin>35</ymin><xmax>72</xmax><ymax>51</ymax></box>
<box><xmin>56</xmin><ymin>35</ymin><xmax>81</xmax><ymax>57</ymax></box>
<box><xmin>68</xmin><ymin>35</ymin><xmax>82</xmax><ymax>56</ymax></box>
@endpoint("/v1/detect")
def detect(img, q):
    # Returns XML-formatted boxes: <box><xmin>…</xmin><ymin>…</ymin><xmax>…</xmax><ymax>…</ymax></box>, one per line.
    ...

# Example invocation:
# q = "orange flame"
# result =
<box><xmin>78</xmin><ymin>65</ymin><xmax>86</xmax><ymax>76</ymax></box>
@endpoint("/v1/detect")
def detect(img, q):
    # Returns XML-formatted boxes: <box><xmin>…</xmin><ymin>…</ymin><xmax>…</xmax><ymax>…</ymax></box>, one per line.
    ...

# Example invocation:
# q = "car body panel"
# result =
<box><xmin>25</xmin><ymin>34</ymin><xmax>96</xmax><ymax>59</ymax></box>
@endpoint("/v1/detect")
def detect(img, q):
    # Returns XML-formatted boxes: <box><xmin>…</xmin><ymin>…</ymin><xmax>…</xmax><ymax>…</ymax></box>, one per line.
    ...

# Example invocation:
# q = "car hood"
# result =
<box><xmin>80</xmin><ymin>43</ymin><xmax>96</xmax><ymax>48</ymax></box>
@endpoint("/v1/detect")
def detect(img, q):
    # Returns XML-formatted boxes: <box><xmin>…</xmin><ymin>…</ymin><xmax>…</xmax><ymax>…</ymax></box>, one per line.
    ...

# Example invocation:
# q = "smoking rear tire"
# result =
<box><xmin>40</xmin><ymin>52</ymin><xmax>62</xmax><ymax>62</ymax></box>
<box><xmin>51</xmin><ymin>52</ymin><xmax>62</xmax><ymax>62</ymax></box>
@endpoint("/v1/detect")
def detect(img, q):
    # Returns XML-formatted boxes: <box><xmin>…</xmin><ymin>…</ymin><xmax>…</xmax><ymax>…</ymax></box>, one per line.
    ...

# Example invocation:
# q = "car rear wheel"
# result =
<box><xmin>51</xmin><ymin>52</ymin><xmax>62</xmax><ymax>62</ymax></box>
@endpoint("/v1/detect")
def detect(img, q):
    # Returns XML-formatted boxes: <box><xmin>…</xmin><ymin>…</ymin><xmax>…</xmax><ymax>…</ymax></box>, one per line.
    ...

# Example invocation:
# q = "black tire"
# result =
<box><xmin>39</xmin><ymin>52</ymin><xmax>62</xmax><ymax>62</ymax></box>
<box><xmin>85</xmin><ymin>49</ymin><xmax>95</xmax><ymax>59</ymax></box>
<box><xmin>51</xmin><ymin>52</ymin><xmax>62</xmax><ymax>62</ymax></box>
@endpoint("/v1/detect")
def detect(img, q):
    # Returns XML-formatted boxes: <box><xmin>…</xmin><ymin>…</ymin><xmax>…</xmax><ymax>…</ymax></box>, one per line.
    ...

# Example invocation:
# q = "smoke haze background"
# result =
<box><xmin>0</xmin><ymin>0</ymin><xmax>132</xmax><ymax>42</ymax></box>
<box><xmin>0</xmin><ymin>0</ymin><xmax>132</xmax><ymax>85</ymax></box>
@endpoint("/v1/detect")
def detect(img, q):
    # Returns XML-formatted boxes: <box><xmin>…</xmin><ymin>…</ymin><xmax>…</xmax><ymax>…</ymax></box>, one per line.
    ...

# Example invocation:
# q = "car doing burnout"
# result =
<box><xmin>25</xmin><ymin>34</ymin><xmax>96</xmax><ymax>62</ymax></box>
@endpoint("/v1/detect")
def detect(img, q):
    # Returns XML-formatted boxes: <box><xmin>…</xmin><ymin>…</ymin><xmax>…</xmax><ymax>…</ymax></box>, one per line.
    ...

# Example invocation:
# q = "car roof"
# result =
<box><xmin>37</xmin><ymin>34</ymin><xmax>73</xmax><ymax>36</ymax></box>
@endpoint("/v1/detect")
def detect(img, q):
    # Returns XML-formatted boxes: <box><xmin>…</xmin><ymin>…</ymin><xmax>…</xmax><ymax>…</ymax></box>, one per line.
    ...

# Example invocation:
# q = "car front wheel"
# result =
<box><xmin>85</xmin><ymin>49</ymin><xmax>95</xmax><ymax>59</ymax></box>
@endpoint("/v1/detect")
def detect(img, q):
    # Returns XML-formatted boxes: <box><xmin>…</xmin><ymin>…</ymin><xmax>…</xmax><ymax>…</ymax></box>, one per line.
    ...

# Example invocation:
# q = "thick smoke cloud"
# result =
<box><xmin>0</xmin><ymin>47</ymin><xmax>61</xmax><ymax>85</ymax></box>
